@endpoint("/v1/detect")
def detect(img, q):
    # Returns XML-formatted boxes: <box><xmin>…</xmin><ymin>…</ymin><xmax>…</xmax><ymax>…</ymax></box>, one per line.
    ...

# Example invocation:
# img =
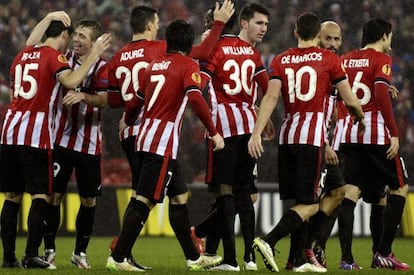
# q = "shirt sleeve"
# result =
<box><xmin>189</xmin><ymin>21</ymin><xmax>224</xmax><ymax>59</ymax></box>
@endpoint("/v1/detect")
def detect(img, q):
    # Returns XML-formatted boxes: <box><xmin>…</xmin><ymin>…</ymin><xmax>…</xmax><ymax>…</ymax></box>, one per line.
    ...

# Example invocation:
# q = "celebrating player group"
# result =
<box><xmin>0</xmin><ymin>0</ymin><xmax>410</xmax><ymax>272</ymax></box>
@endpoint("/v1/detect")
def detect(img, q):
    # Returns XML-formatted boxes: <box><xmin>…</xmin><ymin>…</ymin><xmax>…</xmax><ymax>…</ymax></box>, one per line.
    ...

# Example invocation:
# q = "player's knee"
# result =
<box><xmin>344</xmin><ymin>184</ymin><xmax>361</xmax><ymax>202</ymax></box>
<box><xmin>51</xmin><ymin>193</ymin><xmax>64</xmax><ymax>205</ymax></box>
<box><xmin>170</xmin><ymin>192</ymin><xmax>188</xmax><ymax>204</ymax></box>
<box><xmin>5</xmin><ymin>192</ymin><xmax>23</xmax><ymax>203</ymax></box>
<box><xmin>328</xmin><ymin>186</ymin><xmax>346</xmax><ymax>201</ymax></box>
<box><xmin>80</xmin><ymin>196</ymin><xmax>96</xmax><ymax>207</ymax></box>
<box><xmin>389</xmin><ymin>184</ymin><xmax>408</xmax><ymax>198</ymax></box>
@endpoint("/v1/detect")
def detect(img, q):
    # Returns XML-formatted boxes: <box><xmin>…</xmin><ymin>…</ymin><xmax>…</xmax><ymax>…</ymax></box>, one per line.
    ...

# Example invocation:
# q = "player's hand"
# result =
<box><xmin>46</xmin><ymin>11</ymin><xmax>71</xmax><ymax>27</ymax></box>
<box><xmin>248</xmin><ymin>134</ymin><xmax>263</xmax><ymax>159</ymax></box>
<box><xmin>386</xmin><ymin>136</ymin><xmax>399</xmax><ymax>160</ymax></box>
<box><xmin>325</xmin><ymin>144</ymin><xmax>339</xmax><ymax>165</ymax></box>
<box><xmin>389</xmin><ymin>84</ymin><xmax>399</xmax><ymax>99</ymax></box>
<box><xmin>92</xmin><ymin>33</ymin><xmax>112</xmax><ymax>56</ymax></box>
<box><xmin>211</xmin><ymin>133</ymin><xmax>225</xmax><ymax>151</ymax></box>
<box><xmin>213</xmin><ymin>0</ymin><xmax>235</xmax><ymax>24</ymax></box>
<box><xmin>262</xmin><ymin>118</ymin><xmax>276</xmax><ymax>141</ymax></box>
<box><xmin>62</xmin><ymin>90</ymin><xmax>84</xmax><ymax>106</ymax></box>
<box><xmin>355</xmin><ymin>118</ymin><xmax>366</xmax><ymax>136</ymax></box>
<box><xmin>119</xmin><ymin>113</ymin><xmax>127</xmax><ymax>132</ymax></box>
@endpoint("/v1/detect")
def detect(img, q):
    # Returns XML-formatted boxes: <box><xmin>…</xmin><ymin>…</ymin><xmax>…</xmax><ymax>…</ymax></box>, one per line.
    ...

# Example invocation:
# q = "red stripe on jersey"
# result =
<box><xmin>307</xmin><ymin>113</ymin><xmax>318</xmax><ymax>144</ymax></box>
<box><xmin>24</xmin><ymin>113</ymin><xmax>36</xmax><ymax>146</ymax></box>
<box><xmin>154</xmin><ymin>156</ymin><xmax>169</xmax><ymax>201</ymax></box>
<box><xmin>67</xmin><ymin>104</ymin><xmax>79</xmax><ymax>150</ymax></box>
<box><xmin>370</xmin><ymin>111</ymin><xmax>379</xmax><ymax>144</ymax></box>
<box><xmin>39</xmin><ymin>113</ymin><xmax>50</xmax><ymax>149</ymax></box>
<box><xmin>81</xmin><ymin>105</ymin><xmax>93</xmax><ymax>154</ymax></box>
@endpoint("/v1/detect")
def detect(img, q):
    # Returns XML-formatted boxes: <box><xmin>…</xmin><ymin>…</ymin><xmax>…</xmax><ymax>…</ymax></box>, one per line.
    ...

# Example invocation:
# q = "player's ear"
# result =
<box><xmin>293</xmin><ymin>29</ymin><xmax>299</xmax><ymax>39</ymax></box>
<box><xmin>240</xmin><ymin>19</ymin><xmax>248</xmax><ymax>30</ymax></box>
<box><xmin>147</xmin><ymin>21</ymin><xmax>153</xmax><ymax>32</ymax></box>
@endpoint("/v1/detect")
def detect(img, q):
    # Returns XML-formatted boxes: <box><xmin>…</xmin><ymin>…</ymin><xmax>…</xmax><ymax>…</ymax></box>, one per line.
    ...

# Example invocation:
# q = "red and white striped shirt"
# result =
<box><xmin>269</xmin><ymin>46</ymin><xmax>347</xmax><ymax>147</ymax></box>
<box><xmin>2</xmin><ymin>45</ymin><xmax>70</xmax><ymax>149</ymax></box>
<box><xmin>331</xmin><ymin>99</ymin><xmax>348</xmax><ymax>150</ymax></box>
<box><xmin>341</xmin><ymin>48</ymin><xmax>397</xmax><ymax>145</ymax></box>
<box><xmin>134</xmin><ymin>53</ymin><xmax>210</xmax><ymax>159</ymax></box>
<box><xmin>108</xmin><ymin>40</ymin><xmax>166</xmax><ymax>141</ymax></box>
<box><xmin>53</xmin><ymin>51</ymin><xmax>108</xmax><ymax>155</ymax></box>
<box><xmin>200</xmin><ymin>35</ymin><xmax>268</xmax><ymax>138</ymax></box>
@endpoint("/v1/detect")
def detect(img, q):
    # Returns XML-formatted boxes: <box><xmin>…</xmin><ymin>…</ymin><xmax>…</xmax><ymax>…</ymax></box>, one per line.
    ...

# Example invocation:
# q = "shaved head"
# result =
<box><xmin>320</xmin><ymin>21</ymin><xmax>342</xmax><ymax>53</ymax></box>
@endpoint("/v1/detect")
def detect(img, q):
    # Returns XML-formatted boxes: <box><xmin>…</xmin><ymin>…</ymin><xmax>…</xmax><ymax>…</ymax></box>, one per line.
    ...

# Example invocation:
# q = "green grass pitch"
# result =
<box><xmin>4</xmin><ymin>236</ymin><xmax>414</xmax><ymax>274</ymax></box>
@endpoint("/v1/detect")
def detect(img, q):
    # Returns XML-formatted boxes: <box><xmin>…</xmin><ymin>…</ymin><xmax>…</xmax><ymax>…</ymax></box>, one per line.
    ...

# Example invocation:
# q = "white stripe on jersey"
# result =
<box><xmin>19</xmin><ymin>112</ymin><xmax>30</xmax><ymax>143</ymax></box>
<box><xmin>287</xmin><ymin>113</ymin><xmax>299</xmax><ymax>144</ymax></box>
<box><xmin>230</xmin><ymin>103</ymin><xmax>244</xmax><ymax>134</ymax></box>
<box><xmin>137</xmin><ymin>119</ymin><xmax>150</xmax><ymax>150</ymax></box>
<box><xmin>120</xmin><ymin>109</ymin><xmax>143</xmax><ymax>140</ymax></box>
<box><xmin>299</xmin><ymin>113</ymin><xmax>312</xmax><ymax>144</ymax></box>
<box><xmin>280</xmin><ymin>112</ymin><xmax>325</xmax><ymax>146</ymax></box>
<box><xmin>313</xmin><ymin>112</ymin><xmax>324</xmax><ymax>147</ymax></box>
<box><xmin>172</xmin><ymin>95</ymin><xmax>188</xmax><ymax>158</ymax></box>
<box><xmin>156</xmin><ymin>122</ymin><xmax>173</xmax><ymax>156</ymax></box>
<box><xmin>341</xmin><ymin>111</ymin><xmax>389</xmax><ymax>145</ymax></box>
<box><xmin>243</xmin><ymin>103</ymin><xmax>255</xmax><ymax>133</ymax></box>
<box><xmin>142</xmin><ymin>119</ymin><xmax>161</xmax><ymax>152</ymax></box>
<box><xmin>218</xmin><ymin>104</ymin><xmax>231</xmax><ymax>137</ymax></box>
<box><xmin>31</xmin><ymin>112</ymin><xmax>45</xmax><ymax>147</ymax></box>
<box><xmin>331</xmin><ymin>118</ymin><xmax>345</xmax><ymax>151</ymax></box>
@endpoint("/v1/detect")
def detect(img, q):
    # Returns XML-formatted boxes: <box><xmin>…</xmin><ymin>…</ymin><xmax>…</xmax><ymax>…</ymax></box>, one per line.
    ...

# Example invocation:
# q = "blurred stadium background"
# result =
<box><xmin>0</xmin><ymin>0</ymin><xmax>413</xmax><ymax>237</ymax></box>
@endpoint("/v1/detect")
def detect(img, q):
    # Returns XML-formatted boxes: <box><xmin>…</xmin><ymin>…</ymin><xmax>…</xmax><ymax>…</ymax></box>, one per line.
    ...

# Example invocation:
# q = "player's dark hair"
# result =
<box><xmin>45</xmin><ymin>21</ymin><xmax>73</xmax><ymax>38</ymax></box>
<box><xmin>166</xmin><ymin>19</ymin><xmax>194</xmax><ymax>55</ymax></box>
<box><xmin>130</xmin><ymin>5</ymin><xmax>157</xmax><ymax>34</ymax></box>
<box><xmin>239</xmin><ymin>3</ymin><xmax>269</xmax><ymax>25</ymax></box>
<box><xmin>223</xmin><ymin>10</ymin><xmax>237</xmax><ymax>34</ymax></box>
<box><xmin>361</xmin><ymin>18</ymin><xmax>392</xmax><ymax>47</ymax></box>
<box><xmin>76</xmin><ymin>19</ymin><xmax>103</xmax><ymax>41</ymax></box>
<box><xmin>295</xmin><ymin>12</ymin><xmax>321</xmax><ymax>41</ymax></box>
<box><xmin>205</xmin><ymin>4</ymin><xmax>237</xmax><ymax>34</ymax></box>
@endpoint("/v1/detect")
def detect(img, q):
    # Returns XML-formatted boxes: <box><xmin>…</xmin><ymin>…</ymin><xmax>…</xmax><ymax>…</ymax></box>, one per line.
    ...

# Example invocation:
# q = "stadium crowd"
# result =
<box><xmin>0</xmin><ymin>0</ymin><xmax>413</xmax><ymax>186</ymax></box>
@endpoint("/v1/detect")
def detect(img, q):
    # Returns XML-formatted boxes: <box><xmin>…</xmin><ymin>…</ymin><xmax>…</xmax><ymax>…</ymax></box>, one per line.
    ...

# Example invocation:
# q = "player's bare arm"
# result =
<box><xmin>248</xmin><ymin>79</ymin><xmax>281</xmax><ymax>159</ymax></box>
<box><xmin>336</xmin><ymin>79</ymin><xmax>366</xmax><ymax>135</ymax></box>
<box><xmin>386</xmin><ymin>136</ymin><xmax>399</xmax><ymax>160</ymax></box>
<box><xmin>26</xmin><ymin>11</ymin><xmax>71</xmax><ymax>45</ymax></box>
<box><xmin>62</xmin><ymin>90</ymin><xmax>107</xmax><ymax>108</ymax></box>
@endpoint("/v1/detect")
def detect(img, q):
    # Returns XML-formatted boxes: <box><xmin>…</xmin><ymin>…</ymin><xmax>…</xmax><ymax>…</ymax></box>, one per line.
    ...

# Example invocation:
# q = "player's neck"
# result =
<box><xmin>42</xmin><ymin>38</ymin><xmax>61</xmax><ymax>51</ymax></box>
<box><xmin>238</xmin><ymin>32</ymin><xmax>255</xmax><ymax>46</ymax></box>
<box><xmin>132</xmin><ymin>32</ymin><xmax>154</xmax><ymax>42</ymax></box>
<box><xmin>361</xmin><ymin>43</ymin><xmax>384</xmax><ymax>53</ymax></box>
<box><xmin>298</xmin><ymin>39</ymin><xmax>318</xmax><ymax>49</ymax></box>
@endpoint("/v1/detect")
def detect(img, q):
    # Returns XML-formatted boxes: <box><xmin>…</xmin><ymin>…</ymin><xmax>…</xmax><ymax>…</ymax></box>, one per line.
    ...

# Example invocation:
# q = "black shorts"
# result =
<box><xmin>53</xmin><ymin>145</ymin><xmax>102</xmax><ymax>198</ymax></box>
<box><xmin>0</xmin><ymin>145</ymin><xmax>53</xmax><ymax>195</ymax></box>
<box><xmin>323</xmin><ymin>150</ymin><xmax>346</xmax><ymax>193</ymax></box>
<box><xmin>132</xmin><ymin>152</ymin><xmax>187</xmax><ymax>204</ymax></box>
<box><xmin>208</xmin><ymin>135</ymin><xmax>256</xmax><ymax>190</ymax></box>
<box><xmin>278</xmin><ymin>144</ymin><xmax>323</xmax><ymax>204</ymax></box>
<box><xmin>121</xmin><ymin>136</ymin><xmax>137</xmax><ymax>189</ymax></box>
<box><xmin>121</xmin><ymin>136</ymin><xmax>136</xmax><ymax>169</ymax></box>
<box><xmin>340</xmin><ymin>144</ymin><xmax>408</xmax><ymax>204</ymax></box>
